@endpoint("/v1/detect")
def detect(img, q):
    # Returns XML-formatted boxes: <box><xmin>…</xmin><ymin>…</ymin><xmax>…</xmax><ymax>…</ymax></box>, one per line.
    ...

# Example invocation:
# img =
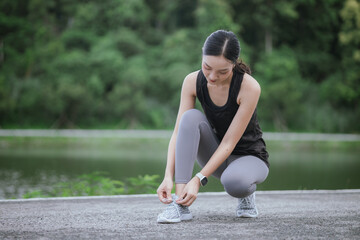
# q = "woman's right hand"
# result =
<box><xmin>157</xmin><ymin>177</ymin><xmax>173</xmax><ymax>204</ymax></box>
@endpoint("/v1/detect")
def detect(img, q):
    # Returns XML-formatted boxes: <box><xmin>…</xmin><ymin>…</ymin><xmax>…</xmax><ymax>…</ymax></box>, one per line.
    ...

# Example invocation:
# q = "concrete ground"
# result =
<box><xmin>0</xmin><ymin>190</ymin><xmax>359</xmax><ymax>239</ymax></box>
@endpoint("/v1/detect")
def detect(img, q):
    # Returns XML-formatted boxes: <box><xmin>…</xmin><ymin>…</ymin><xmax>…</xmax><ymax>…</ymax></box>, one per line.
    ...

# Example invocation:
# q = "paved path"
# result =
<box><xmin>0</xmin><ymin>190</ymin><xmax>359</xmax><ymax>239</ymax></box>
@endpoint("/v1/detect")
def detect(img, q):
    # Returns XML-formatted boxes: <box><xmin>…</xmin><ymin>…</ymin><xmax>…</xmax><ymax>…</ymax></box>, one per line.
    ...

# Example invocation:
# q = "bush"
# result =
<box><xmin>22</xmin><ymin>172</ymin><xmax>160</xmax><ymax>199</ymax></box>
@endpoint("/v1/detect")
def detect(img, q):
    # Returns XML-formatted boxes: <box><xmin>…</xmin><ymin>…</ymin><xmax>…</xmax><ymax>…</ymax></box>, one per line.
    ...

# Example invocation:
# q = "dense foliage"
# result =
<box><xmin>1</xmin><ymin>0</ymin><xmax>359</xmax><ymax>132</ymax></box>
<box><xmin>22</xmin><ymin>172</ymin><xmax>160</xmax><ymax>198</ymax></box>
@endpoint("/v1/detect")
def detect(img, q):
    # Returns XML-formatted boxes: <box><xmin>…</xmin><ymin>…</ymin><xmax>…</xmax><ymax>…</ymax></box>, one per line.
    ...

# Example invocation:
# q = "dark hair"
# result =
<box><xmin>202</xmin><ymin>30</ymin><xmax>251</xmax><ymax>75</ymax></box>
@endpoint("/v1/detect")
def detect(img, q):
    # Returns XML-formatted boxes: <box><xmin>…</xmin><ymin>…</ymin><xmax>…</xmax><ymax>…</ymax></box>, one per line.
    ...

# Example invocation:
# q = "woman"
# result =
<box><xmin>156</xmin><ymin>30</ymin><xmax>269</xmax><ymax>223</ymax></box>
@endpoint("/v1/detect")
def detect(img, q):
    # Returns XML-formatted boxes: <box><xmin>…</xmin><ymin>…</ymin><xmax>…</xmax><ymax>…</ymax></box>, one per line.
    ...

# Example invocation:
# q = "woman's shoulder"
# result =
<box><xmin>241</xmin><ymin>73</ymin><xmax>261</xmax><ymax>93</ymax></box>
<box><xmin>237</xmin><ymin>73</ymin><xmax>261</xmax><ymax>104</ymax></box>
<box><xmin>182</xmin><ymin>70</ymin><xmax>201</xmax><ymax>96</ymax></box>
<box><xmin>183</xmin><ymin>70</ymin><xmax>200</xmax><ymax>88</ymax></box>
<box><xmin>184</xmin><ymin>70</ymin><xmax>201</xmax><ymax>83</ymax></box>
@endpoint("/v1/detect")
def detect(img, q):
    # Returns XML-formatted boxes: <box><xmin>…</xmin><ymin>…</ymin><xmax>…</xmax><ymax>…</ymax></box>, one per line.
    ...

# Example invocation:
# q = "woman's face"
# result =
<box><xmin>202</xmin><ymin>55</ymin><xmax>234</xmax><ymax>85</ymax></box>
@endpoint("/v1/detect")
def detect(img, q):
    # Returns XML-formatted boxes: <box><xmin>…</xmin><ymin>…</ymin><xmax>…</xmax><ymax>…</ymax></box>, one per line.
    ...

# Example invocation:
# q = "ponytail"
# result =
<box><xmin>234</xmin><ymin>59</ymin><xmax>251</xmax><ymax>75</ymax></box>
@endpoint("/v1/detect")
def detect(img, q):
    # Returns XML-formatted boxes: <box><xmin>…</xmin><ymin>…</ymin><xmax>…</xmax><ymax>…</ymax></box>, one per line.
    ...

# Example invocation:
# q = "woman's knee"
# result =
<box><xmin>179</xmin><ymin>109</ymin><xmax>206</xmax><ymax>130</ymax></box>
<box><xmin>221</xmin><ymin>174</ymin><xmax>255</xmax><ymax>198</ymax></box>
<box><xmin>181</xmin><ymin>109</ymin><xmax>204</xmax><ymax>121</ymax></box>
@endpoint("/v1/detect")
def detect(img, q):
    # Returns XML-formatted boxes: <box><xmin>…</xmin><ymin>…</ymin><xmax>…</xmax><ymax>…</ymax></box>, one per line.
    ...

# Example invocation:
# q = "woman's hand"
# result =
<box><xmin>157</xmin><ymin>177</ymin><xmax>174</xmax><ymax>204</ymax></box>
<box><xmin>176</xmin><ymin>177</ymin><xmax>201</xmax><ymax>206</ymax></box>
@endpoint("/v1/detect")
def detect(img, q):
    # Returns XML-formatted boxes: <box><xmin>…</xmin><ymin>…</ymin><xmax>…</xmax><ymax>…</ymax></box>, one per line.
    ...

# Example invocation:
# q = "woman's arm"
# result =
<box><xmin>157</xmin><ymin>71</ymin><xmax>197</xmax><ymax>203</ymax></box>
<box><xmin>164</xmin><ymin>71</ymin><xmax>197</xmax><ymax>178</ymax></box>
<box><xmin>176</xmin><ymin>73</ymin><xmax>261</xmax><ymax>206</ymax></box>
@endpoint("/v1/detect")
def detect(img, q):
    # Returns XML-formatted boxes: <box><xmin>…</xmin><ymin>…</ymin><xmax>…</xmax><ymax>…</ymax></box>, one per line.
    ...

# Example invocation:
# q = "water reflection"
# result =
<box><xmin>0</xmin><ymin>138</ymin><xmax>359</xmax><ymax>199</ymax></box>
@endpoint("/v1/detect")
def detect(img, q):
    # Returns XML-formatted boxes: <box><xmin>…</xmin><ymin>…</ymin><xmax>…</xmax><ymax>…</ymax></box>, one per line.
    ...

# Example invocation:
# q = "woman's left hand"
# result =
<box><xmin>176</xmin><ymin>176</ymin><xmax>201</xmax><ymax>206</ymax></box>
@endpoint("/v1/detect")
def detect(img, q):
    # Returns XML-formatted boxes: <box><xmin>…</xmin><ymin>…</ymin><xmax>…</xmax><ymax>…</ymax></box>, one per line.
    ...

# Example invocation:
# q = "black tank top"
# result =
<box><xmin>196</xmin><ymin>70</ymin><xmax>269</xmax><ymax>167</ymax></box>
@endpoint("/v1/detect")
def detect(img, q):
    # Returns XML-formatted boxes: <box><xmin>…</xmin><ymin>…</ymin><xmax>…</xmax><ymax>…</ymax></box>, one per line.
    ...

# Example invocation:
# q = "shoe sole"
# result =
<box><xmin>237</xmin><ymin>213</ymin><xmax>258</xmax><ymax>218</ymax></box>
<box><xmin>157</xmin><ymin>213</ymin><xmax>193</xmax><ymax>224</ymax></box>
<box><xmin>180</xmin><ymin>213</ymin><xmax>193</xmax><ymax>221</ymax></box>
<box><xmin>157</xmin><ymin>217</ymin><xmax>181</xmax><ymax>223</ymax></box>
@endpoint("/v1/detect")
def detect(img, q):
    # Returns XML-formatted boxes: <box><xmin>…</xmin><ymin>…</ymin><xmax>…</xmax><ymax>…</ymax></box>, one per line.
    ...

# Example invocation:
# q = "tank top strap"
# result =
<box><xmin>229</xmin><ymin>71</ymin><xmax>244</xmax><ymax>103</ymax></box>
<box><xmin>196</xmin><ymin>70</ymin><xmax>206</xmax><ymax>103</ymax></box>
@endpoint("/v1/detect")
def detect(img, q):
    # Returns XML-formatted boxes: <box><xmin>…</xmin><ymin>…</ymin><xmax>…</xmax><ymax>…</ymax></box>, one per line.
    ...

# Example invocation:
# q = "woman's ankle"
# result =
<box><xmin>175</xmin><ymin>183</ymin><xmax>186</xmax><ymax>196</ymax></box>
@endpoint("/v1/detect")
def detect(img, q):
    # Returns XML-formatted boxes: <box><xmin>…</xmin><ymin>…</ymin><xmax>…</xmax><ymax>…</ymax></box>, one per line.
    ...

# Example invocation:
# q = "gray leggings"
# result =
<box><xmin>175</xmin><ymin>109</ymin><xmax>269</xmax><ymax>198</ymax></box>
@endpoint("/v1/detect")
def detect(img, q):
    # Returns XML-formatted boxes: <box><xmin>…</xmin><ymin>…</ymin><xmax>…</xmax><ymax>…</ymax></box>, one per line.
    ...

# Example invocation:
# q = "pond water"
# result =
<box><xmin>0</xmin><ymin>137</ymin><xmax>359</xmax><ymax>199</ymax></box>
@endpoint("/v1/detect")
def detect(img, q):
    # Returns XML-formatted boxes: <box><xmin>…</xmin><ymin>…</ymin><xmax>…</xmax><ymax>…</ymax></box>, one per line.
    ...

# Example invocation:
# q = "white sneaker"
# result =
<box><xmin>236</xmin><ymin>192</ymin><xmax>258</xmax><ymax>218</ymax></box>
<box><xmin>157</xmin><ymin>195</ymin><xmax>193</xmax><ymax>223</ymax></box>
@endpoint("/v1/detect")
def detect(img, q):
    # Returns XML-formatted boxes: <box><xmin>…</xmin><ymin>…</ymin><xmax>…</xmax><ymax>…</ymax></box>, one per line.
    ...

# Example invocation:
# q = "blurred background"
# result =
<box><xmin>0</xmin><ymin>0</ymin><xmax>359</xmax><ymax>199</ymax></box>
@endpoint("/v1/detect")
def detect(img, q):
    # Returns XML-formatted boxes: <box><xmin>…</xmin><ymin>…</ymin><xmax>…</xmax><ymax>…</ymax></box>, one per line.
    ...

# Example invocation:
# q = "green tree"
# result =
<box><xmin>254</xmin><ymin>47</ymin><xmax>306</xmax><ymax>131</ymax></box>
<box><xmin>0</xmin><ymin>0</ymin><xmax>359</xmax><ymax>132</ymax></box>
<box><xmin>318</xmin><ymin>0</ymin><xmax>360</xmax><ymax>132</ymax></box>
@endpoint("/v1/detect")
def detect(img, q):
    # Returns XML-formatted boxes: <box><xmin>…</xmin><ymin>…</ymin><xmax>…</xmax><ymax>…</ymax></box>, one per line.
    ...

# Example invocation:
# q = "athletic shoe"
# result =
<box><xmin>236</xmin><ymin>192</ymin><xmax>258</xmax><ymax>218</ymax></box>
<box><xmin>157</xmin><ymin>195</ymin><xmax>193</xmax><ymax>223</ymax></box>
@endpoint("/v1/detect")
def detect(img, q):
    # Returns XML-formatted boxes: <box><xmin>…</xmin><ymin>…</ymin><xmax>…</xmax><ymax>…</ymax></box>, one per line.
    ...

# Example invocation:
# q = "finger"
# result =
<box><xmin>176</xmin><ymin>194</ymin><xmax>191</xmax><ymax>205</ymax></box>
<box><xmin>159</xmin><ymin>190</ymin><xmax>172</xmax><ymax>204</ymax></box>
<box><xmin>166</xmin><ymin>189</ymin><xmax>172</xmax><ymax>202</ymax></box>
<box><xmin>157</xmin><ymin>190</ymin><xmax>168</xmax><ymax>204</ymax></box>
<box><xmin>184</xmin><ymin>195</ymin><xmax>197</xmax><ymax>206</ymax></box>
<box><xmin>184</xmin><ymin>196</ymin><xmax>196</xmax><ymax>206</ymax></box>
<box><xmin>176</xmin><ymin>192</ymin><xmax>187</xmax><ymax>203</ymax></box>
<box><xmin>178</xmin><ymin>196</ymin><xmax>192</xmax><ymax>206</ymax></box>
<box><xmin>157</xmin><ymin>190</ymin><xmax>165</xmax><ymax>202</ymax></box>
<box><xmin>156</xmin><ymin>188</ymin><xmax>162</xmax><ymax>198</ymax></box>
<box><xmin>178</xmin><ymin>194</ymin><xmax>197</xmax><ymax>206</ymax></box>
<box><xmin>161</xmin><ymin>198</ymin><xmax>171</xmax><ymax>204</ymax></box>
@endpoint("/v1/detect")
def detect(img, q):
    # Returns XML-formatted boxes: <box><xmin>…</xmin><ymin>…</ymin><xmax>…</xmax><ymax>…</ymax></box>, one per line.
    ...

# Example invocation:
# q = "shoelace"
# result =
<box><xmin>239</xmin><ymin>195</ymin><xmax>253</xmax><ymax>209</ymax></box>
<box><xmin>167</xmin><ymin>201</ymin><xmax>181</xmax><ymax>218</ymax></box>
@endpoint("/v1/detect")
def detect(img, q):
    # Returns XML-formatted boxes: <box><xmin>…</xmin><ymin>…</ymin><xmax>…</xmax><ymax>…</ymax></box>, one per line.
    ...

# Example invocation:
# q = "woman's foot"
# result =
<box><xmin>157</xmin><ymin>195</ymin><xmax>193</xmax><ymax>223</ymax></box>
<box><xmin>236</xmin><ymin>192</ymin><xmax>258</xmax><ymax>218</ymax></box>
